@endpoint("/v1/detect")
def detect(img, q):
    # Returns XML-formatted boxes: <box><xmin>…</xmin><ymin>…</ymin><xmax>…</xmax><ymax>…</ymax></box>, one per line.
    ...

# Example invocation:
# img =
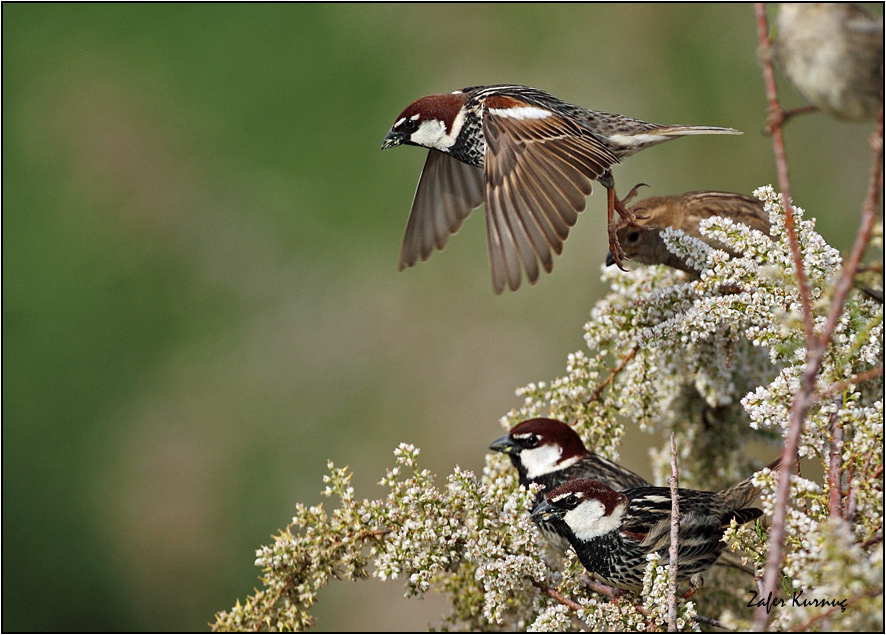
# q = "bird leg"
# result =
<box><xmin>603</xmin><ymin>178</ymin><xmax>649</xmax><ymax>270</ymax></box>
<box><xmin>681</xmin><ymin>576</ymin><xmax>704</xmax><ymax>600</ymax></box>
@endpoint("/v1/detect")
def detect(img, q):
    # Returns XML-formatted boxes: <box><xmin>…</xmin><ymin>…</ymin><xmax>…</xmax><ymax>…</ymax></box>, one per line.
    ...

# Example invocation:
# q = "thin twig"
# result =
<box><xmin>578</xmin><ymin>572</ymin><xmax>621</xmax><ymax>598</ymax></box>
<box><xmin>588</xmin><ymin>346</ymin><xmax>638</xmax><ymax>403</ymax></box>
<box><xmin>827</xmin><ymin>412</ymin><xmax>844</xmax><ymax>518</ymax></box>
<box><xmin>814</xmin><ymin>104</ymin><xmax>884</xmax><ymax>358</ymax></box>
<box><xmin>818</xmin><ymin>366</ymin><xmax>884</xmax><ymax>401</ymax></box>
<box><xmin>531</xmin><ymin>579</ymin><xmax>584</xmax><ymax>611</ymax></box>
<box><xmin>667</xmin><ymin>433</ymin><xmax>680</xmax><ymax>632</ymax></box>
<box><xmin>753</xmin><ymin>3</ymin><xmax>814</xmax><ymax>342</ymax></box>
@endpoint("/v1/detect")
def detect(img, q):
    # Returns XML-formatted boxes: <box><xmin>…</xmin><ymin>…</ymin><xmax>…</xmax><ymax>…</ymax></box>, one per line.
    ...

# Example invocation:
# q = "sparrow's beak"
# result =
<box><xmin>530</xmin><ymin>499</ymin><xmax>558</xmax><ymax>523</ymax></box>
<box><xmin>381</xmin><ymin>129</ymin><xmax>405</xmax><ymax>150</ymax></box>
<box><xmin>489</xmin><ymin>434</ymin><xmax>518</xmax><ymax>454</ymax></box>
<box><xmin>605</xmin><ymin>251</ymin><xmax>616</xmax><ymax>267</ymax></box>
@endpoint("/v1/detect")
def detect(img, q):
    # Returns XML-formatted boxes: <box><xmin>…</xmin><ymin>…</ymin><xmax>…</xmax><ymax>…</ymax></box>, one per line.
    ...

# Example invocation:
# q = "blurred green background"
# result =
<box><xmin>3</xmin><ymin>4</ymin><xmax>880</xmax><ymax>631</ymax></box>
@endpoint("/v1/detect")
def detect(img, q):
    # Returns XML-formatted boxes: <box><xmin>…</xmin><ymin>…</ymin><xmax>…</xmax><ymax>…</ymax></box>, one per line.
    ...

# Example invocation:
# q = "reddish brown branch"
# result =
<box><xmin>588</xmin><ymin>346</ymin><xmax>638</xmax><ymax>403</ymax></box>
<box><xmin>578</xmin><ymin>572</ymin><xmax>621</xmax><ymax>598</ymax></box>
<box><xmin>753</xmin><ymin>3</ymin><xmax>814</xmax><ymax>343</ymax></box>
<box><xmin>818</xmin><ymin>367</ymin><xmax>884</xmax><ymax>401</ymax></box>
<box><xmin>814</xmin><ymin>110</ymin><xmax>884</xmax><ymax>360</ymax></box>
<box><xmin>531</xmin><ymin>579</ymin><xmax>584</xmax><ymax>611</ymax></box>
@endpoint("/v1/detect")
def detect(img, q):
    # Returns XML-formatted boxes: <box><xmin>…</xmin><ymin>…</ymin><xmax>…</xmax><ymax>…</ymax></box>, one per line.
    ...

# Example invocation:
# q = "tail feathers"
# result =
<box><xmin>719</xmin><ymin>457</ymin><xmax>783</xmax><ymax>509</ymax></box>
<box><xmin>656</xmin><ymin>125</ymin><xmax>743</xmax><ymax>136</ymax></box>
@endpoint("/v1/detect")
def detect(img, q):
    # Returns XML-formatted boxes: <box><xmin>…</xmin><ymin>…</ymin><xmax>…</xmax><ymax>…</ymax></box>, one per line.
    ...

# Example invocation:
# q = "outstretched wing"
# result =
<box><xmin>399</xmin><ymin>149</ymin><xmax>485</xmax><ymax>271</ymax></box>
<box><xmin>483</xmin><ymin>96</ymin><xmax>619</xmax><ymax>293</ymax></box>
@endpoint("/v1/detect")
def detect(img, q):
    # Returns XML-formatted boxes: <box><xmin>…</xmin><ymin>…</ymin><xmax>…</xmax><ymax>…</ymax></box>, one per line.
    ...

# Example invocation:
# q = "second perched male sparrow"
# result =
<box><xmin>490</xmin><ymin>418</ymin><xmax>649</xmax><ymax>551</ymax></box>
<box><xmin>774</xmin><ymin>3</ymin><xmax>883</xmax><ymax>123</ymax></box>
<box><xmin>381</xmin><ymin>85</ymin><xmax>741</xmax><ymax>293</ymax></box>
<box><xmin>604</xmin><ymin>191</ymin><xmax>770</xmax><ymax>277</ymax></box>
<box><xmin>531</xmin><ymin>469</ymin><xmax>773</xmax><ymax>593</ymax></box>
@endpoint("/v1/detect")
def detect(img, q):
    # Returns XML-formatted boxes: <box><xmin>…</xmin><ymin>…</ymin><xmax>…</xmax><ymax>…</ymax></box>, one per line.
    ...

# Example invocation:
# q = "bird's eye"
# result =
<box><xmin>402</xmin><ymin>118</ymin><xmax>419</xmax><ymax>132</ymax></box>
<box><xmin>627</xmin><ymin>230</ymin><xmax>640</xmax><ymax>244</ymax></box>
<box><xmin>564</xmin><ymin>495</ymin><xmax>578</xmax><ymax>508</ymax></box>
<box><xmin>524</xmin><ymin>435</ymin><xmax>540</xmax><ymax>449</ymax></box>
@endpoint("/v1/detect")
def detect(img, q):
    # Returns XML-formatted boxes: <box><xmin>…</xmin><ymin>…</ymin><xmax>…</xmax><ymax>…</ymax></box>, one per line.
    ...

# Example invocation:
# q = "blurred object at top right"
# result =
<box><xmin>774</xmin><ymin>3</ymin><xmax>883</xmax><ymax>122</ymax></box>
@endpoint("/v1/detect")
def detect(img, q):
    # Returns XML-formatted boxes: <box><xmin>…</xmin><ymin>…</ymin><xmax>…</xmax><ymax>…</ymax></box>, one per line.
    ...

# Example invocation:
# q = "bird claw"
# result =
<box><xmin>619</xmin><ymin>183</ymin><xmax>649</xmax><ymax>210</ymax></box>
<box><xmin>613</xmin><ymin>184</ymin><xmax>651</xmax><ymax>228</ymax></box>
<box><xmin>607</xmin><ymin>223</ymin><xmax>630</xmax><ymax>271</ymax></box>
<box><xmin>607</xmin><ymin>183</ymin><xmax>651</xmax><ymax>270</ymax></box>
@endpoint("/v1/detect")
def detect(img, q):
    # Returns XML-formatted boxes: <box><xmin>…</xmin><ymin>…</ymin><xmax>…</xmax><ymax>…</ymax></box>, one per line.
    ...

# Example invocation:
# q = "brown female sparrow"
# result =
<box><xmin>605</xmin><ymin>191</ymin><xmax>770</xmax><ymax>277</ymax></box>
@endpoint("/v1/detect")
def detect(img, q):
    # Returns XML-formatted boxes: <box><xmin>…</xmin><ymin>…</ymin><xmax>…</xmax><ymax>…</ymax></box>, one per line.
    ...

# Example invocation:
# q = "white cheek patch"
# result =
<box><xmin>521</xmin><ymin>445</ymin><xmax>562</xmax><ymax>479</ymax></box>
<box><xmin>409</xmin><ymin>109</ymin><xmax>466</xmax><ymax>152</ymax></box>
<box><xmin>489</xmin><ymin>105</ymin><xmax>552</xmax><ymax>120</ymax></box>
<box><xmin>565</xmin><ymin>500</ymin><xmax>626</xmax><ymax>541</ymax></box>
<box><xmin>410</xmin><ymin>119</ymin><xmax>448</xmax><ymax>149</ymax></box>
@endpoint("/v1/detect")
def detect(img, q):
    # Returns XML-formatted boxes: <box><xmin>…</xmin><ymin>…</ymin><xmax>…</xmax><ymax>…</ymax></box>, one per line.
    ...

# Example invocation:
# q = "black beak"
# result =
<box><xmin>381</xmin><ymin>129</ymin><xmax>405</xmax><ymax>150</ymax></box>
<box><xmin>605</xmin><ymin>251</ymin><xmax>616</xmax><ymax>267</ymax></box>
<box><xmin>530</xmin><ymin>499</ymin><xmax>558</xmax><ymax>523</ymax></box>
<box><xmin>489</xmin><ymin>434</ymin><xmax>518</xmax><ymax>454</ymax></box>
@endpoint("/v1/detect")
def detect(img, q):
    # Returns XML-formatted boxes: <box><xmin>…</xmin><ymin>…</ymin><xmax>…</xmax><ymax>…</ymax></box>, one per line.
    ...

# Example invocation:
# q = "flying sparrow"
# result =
<box><xmin>530</xmin><ymin>466</ymin><xmax>775</xmax><ymax>592</ymax></box>
<box><xmin>381</xmin><ymin>85</ymin><xmax>742</xmax><ymax>292</ymax></box>
<box><xmin>773</xmin><ymin>3</ymin><xmax>883</xmax><ymax>124</ymax></box>
<box><xmin>490</xmin><ymin>418</ymin><xmax>649</xmax><ymax>550</ymax></box>
<box><xmin>604</xmin><ymin>191</ymin><xmax>770</xmax><ymax>277</ymax></box>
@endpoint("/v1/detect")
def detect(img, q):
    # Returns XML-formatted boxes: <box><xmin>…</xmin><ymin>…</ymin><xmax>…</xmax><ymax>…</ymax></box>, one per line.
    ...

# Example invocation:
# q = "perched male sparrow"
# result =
<box><xmin>531</xmin><ymin>467</ymin><xmax>774</xmax><ymax>592</ymax></box>
<box><xmin>381</xmin><ymin>85</ymin><xmax>741</xmax><ymax>292</ymax></box>
<box><xmin>774</xmin><ymin>3</ymin><xmax>883</xmax><ymax>123</ymax></box>
<box><xmin>491</xmin><ymin>418</ymin><xmax>649</xmax><ymax>551</ymax></box>
<box><xmin>604</xmin><ymin>191</ymin><xmax>770</xmax><ymax>277</ymax></box>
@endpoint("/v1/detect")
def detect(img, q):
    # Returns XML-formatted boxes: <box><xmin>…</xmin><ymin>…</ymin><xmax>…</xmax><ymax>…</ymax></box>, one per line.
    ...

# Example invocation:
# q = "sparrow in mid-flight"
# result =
<box><xmin>382</xmin><ymin>84</ymin><xmax>741</xmax><ymax>293</ymax></box>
